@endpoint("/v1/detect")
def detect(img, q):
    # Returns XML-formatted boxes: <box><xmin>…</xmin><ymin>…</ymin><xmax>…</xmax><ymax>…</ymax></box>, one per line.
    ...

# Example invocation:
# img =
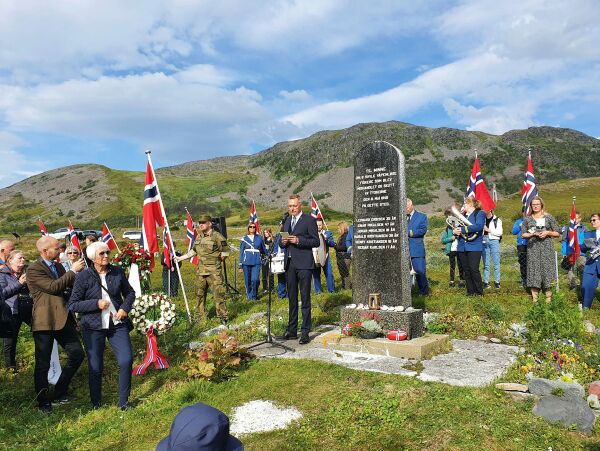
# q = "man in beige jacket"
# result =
<box><xmin>27</xmin><ymin>236</ymin><xmax>85</xmax><ymax>413</ymax></box>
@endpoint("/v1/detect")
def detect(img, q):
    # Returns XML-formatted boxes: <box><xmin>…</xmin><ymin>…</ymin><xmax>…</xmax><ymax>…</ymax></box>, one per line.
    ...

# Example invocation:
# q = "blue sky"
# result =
<box><xmin>0</xmin><ymin>0</ymin><xmax>599</xmax><ymax>187</ymax></box>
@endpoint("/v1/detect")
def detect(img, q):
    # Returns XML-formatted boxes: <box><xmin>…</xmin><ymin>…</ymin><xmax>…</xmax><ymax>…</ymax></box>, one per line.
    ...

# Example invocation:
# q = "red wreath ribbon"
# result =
<box><xmin>132</xmin><ymin>326</ymin><xmax>169</xmax><ymax>376</ymax></box>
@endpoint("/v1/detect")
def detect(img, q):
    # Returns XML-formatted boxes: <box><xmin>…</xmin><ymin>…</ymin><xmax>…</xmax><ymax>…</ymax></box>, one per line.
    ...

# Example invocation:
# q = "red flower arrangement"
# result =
<box><xmin>113</xmin><ymin>243</ymin><xmax>154</xmax><ymax>292</ymax></box>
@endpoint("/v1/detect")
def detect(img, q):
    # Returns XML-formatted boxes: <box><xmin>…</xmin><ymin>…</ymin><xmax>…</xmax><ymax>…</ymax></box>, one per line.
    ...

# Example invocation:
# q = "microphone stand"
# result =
<box><xmin>247</xmin><ymin>251</ymin><xmax>294</xmax><ymax>354</ymax></box>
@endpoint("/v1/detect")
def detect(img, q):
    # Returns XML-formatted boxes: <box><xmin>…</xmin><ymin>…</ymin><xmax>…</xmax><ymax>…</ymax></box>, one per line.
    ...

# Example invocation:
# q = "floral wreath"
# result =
<box><xmin>113</xmin><ymin>243</ymin><xmax>154</xmax><ymax>292</ymax></box>
<box><xmin>129</xmin><ymin>293</ymin><xmax>176</xmax><ymax>335</ymax></box>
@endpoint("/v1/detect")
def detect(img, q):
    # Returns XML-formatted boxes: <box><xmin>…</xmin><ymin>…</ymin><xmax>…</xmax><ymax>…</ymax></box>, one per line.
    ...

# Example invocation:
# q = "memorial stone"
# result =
<box><xmin>341</xmin><ymin>141</ymin><xmax>424</xmax><ymax>339</ymax></box>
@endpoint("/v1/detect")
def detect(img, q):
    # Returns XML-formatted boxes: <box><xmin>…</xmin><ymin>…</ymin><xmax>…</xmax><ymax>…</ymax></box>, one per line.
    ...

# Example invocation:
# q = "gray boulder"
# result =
<box><xmin>533</xmin><ymin>395</ymin><xmax>596</xmax><ymax>435</ymax></box>
<box><xmin>528</xmin><ymin>378</ymin><xmax>585</xmax><ymax>400</ymax></box>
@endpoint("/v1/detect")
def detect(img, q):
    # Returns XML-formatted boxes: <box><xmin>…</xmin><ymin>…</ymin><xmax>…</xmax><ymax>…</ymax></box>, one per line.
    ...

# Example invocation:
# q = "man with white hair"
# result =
<box><xmin>27</xmin><ymin>236</ymin><xmax>85</xmax><ymax>413</ymax></box>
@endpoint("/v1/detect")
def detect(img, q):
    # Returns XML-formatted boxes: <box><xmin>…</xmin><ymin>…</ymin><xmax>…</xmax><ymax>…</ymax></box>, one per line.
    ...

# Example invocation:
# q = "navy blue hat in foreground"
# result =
<box><xmin>156</xmin><ymin>402</ymin><xmax>243</xmax><ymax>451</ymax></box>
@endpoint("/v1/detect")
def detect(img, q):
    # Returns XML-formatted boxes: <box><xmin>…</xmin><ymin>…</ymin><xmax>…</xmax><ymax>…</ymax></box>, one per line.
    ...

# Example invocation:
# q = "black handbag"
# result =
<box><xmin>17</xmin><ymin>292</ymin><xmax>33</xmax><ymax>324</ymax></box>
<box><xmin>0</xmin><ymin>301</ymin><xmax>14</xmax><ymax>338</ymax></box>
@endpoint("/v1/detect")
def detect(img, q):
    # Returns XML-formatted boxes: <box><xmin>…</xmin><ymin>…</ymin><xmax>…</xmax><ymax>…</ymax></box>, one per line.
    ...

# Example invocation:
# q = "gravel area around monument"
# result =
<box><xmin>417</xmin><ymin>339</ymin><xmax>522</xmax><ymax>387</ymax></box>
<box><xmin>229</xmin><ymin>400</ymin><xmax>302</xmax><ymax>436</ymax></box>
<box><xmin>256</xmin><ymin>334</ymin><xmax>521</xmax><ymax>388</ymax></box>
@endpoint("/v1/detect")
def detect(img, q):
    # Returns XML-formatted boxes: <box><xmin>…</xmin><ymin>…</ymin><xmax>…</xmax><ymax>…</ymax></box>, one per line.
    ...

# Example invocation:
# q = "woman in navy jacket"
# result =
<box><xmin>454</xmin><ymin>197</ymin><xmax>486</xmax><ymax>296</ymax></box>
<box><xmin>239</xmin><ymin>223</ymin><xmax>266</xmax><ymax>300</ymax></box>
<box><xmin>68</xmin><ymin>241</ymin><xmax>135</xmax><ymax>409</ymax></box>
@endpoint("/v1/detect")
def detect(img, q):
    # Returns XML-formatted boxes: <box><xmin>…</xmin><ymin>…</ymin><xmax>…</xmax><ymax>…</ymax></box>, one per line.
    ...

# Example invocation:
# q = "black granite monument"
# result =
<box><xmin>341</xmin><ymin>141</ymin><xmax>424</xmax><ymax>338</ymax></box>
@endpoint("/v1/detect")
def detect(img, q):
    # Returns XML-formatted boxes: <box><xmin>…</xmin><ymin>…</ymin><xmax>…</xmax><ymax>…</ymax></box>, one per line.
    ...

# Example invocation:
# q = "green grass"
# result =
<box><xmin>2</xmin><ymin>199</ymin><xmax>600</xmax><ymax>449</ymax></box>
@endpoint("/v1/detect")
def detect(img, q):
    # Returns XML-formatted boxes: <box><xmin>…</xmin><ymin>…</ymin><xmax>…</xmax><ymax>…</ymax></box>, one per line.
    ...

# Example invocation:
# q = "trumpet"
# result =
<box><xmin>446</xmin><ymin>205</ymin><xmax>477</xmax><ymax>242</ymax></box>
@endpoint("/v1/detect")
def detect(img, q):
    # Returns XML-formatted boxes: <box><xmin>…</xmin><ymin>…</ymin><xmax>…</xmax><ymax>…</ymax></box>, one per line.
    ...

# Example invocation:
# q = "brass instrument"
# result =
<box><xmin>446</xmin><ymin>205</ymin><xmax>477</xmax><ymax>242</ymax></box>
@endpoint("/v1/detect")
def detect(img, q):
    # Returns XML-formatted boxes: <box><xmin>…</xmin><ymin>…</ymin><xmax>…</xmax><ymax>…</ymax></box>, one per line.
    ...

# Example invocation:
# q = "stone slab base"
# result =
<box><xmin>314</xmin><ymin>331</ymin><xmax>450</xmax><ymax>360</ymax></box>
<box><xmin>340</xmin><ymin>308</ymin><xmax>424</xmax><ymax>339</ymax></box>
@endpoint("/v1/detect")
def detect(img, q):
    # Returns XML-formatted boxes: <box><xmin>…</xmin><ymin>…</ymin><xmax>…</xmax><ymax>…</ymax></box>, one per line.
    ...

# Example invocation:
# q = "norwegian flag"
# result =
<box><xmin>38</xmin><ymin>220</ymin><xmax>48</xmax><ymax>236</ymax></box>
<box><xmin>68</xmin><ymin>221</ymin><xmax>81</xmax><ymax>253</ymax></box>
<box><xmin>310</xmin><ymin>194</ymin><xmax>324</xmax><ymax>220</ymax></box>
<box><xmin>465</xmin><ymin>156</ymin><xmax>496</xmax><ymax>212</ymax></box>
<box><xmin>566</xmin><ymin>199</ymin><xmax>580</xmax><ymax>266</ymax></box>
<box><xmin>102</xmin><ymin>222</ymin><xmax>119</xmax><ymax>252</ymax></box>
<box><xmin>249</xmin><ymin>199</ymin><xmax>260</xmax><ymax>234</ymax></box>
<box><xmin>185</xmin><ymin>209</ymin><xmax>198</xmax><ymax>266</ymax></box>
<box><xmin>521</xmin><ymin>151</ymin><xmax>538</xmax><ymax>215</ymax></box>
<box><xmin>142</xmin><ymin>160</ymin><xmax>165</xmax><ymax>254</ymax></box>
<box><xmin>162</xmin><ymin>227</ymin><xmax>174</xmax><ymax>269</ymax></box>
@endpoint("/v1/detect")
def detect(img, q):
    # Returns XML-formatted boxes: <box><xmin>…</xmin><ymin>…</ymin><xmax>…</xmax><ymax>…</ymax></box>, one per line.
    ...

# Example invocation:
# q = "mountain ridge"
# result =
<box><xmin>1</xmin><ymin>121</ymin><xmax>598</xmax><ymax>233</ymax></box>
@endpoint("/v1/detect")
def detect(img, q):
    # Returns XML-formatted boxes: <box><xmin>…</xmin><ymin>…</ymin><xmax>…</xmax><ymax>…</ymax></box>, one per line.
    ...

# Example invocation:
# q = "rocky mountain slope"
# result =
<box><xmin>1</xmin><ymin>121</ymin><xmax>598</xmax><ymax>233</ymax></box>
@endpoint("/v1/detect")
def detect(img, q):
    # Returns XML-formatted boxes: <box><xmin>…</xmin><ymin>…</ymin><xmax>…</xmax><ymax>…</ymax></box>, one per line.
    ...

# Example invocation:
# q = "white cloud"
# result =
<box><xmin>0</xmin><ymin>132</ymin><xmax>45</xmax><ymax>187</ymax></box>
<box><xmin>443</xmin><ymin>99</ymin><xmax>537</xmax><ymax>134</ymax></box>
<box><xmin>279</xmin><ymin>90</ymin><xmax>311</xmax><ymax>102</ymax></box>
<box><xmin>0</xmin><ymin>68</ymin><xmax>298</xmax><ymax>162</ymax></box>
<box><xmin>282</xmin><ymin>1</ymin><xmax>600</xmax><ymax>134</ymax></box>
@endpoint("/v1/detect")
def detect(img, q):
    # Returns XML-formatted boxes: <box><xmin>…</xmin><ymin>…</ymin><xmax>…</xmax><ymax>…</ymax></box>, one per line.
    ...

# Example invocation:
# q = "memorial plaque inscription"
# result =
<box><xmin>352</xmin><ymin>141</ymin><xmax>412</xmax><ymax>308</ymax></box>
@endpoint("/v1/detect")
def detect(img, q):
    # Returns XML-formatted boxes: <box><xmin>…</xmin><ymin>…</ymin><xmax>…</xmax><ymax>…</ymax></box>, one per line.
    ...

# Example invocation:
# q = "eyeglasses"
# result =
<box><xmin>66</xmin><ymin>252</ymin><xmax>79</xmax><ymax>255</ymax></box>
<box><xmin>248</xmin><ymin>226</ymin><xmax>256</xmax><ymax>229</ymax></box>
<box><xmin>98</xmin><ymin>251</ymin><xmax>110</xmax><ymax>256</ymax></box>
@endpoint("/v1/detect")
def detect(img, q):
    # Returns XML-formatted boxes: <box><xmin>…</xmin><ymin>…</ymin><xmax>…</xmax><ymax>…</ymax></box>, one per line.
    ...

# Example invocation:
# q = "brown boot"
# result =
<box><xmin>545</xmin><ymin>290</ymin><xmax>552</xmax><ymax>304</ymax></box>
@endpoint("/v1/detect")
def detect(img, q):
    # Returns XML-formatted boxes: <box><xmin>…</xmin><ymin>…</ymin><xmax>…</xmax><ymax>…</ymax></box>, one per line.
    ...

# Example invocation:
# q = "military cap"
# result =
<box><xmin>198</xmin><ymin>214</ymin><xmax>212</xmax><ymax>223</ymax></box>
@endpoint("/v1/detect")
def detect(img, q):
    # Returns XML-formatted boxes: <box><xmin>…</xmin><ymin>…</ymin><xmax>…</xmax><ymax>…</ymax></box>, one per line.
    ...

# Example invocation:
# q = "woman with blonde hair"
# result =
<box><xmin>520</xmin><ymin>196</ymin><xmax>561</xmax><ymax>302</ymax></box>
<box><xmin>453</xmin><ymin>197</ymin><xmax>486</xmax><ymax>295</ymax></box>
<box><xmin>0</xmin><ymin>250</ymin><xmax>32</xmax><ymax>371</ymax></box>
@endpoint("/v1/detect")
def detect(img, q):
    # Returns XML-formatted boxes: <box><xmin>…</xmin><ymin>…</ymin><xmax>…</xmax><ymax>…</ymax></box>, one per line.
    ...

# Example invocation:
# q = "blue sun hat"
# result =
<box><xmin>156</xmin><ymin>402</ymin><xmax>243</xmax><ymax>451</ymax></box>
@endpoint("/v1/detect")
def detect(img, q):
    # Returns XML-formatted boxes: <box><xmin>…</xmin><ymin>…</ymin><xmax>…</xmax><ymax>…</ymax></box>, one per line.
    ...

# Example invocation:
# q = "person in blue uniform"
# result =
<box><xmin>312</xmin><ymin>218</ymin><xmax>335</xmax><ymax>293</ymax></box>
<box><xmin>454</xmin><ymin>197</ymin><xmax>486</xmax><ymax>296</ymax></box>
<box><xmin>407</xmin><ymin>198</ymin><xmax>429</xmax><ymax>295</ymax></box>
<box><xmin>239</xmin><ymin>223</ymin><xmax>266</xmax><ymax>300</ymax></box>
<box><xmin>511</xmin><ymin>207</ymin><xmax>529</xmax><ymax>288</ymax></box>
<box><xmin>580</xmin><ymin>212</ymin><xmax>600</xmax><ymax>310</ymax></box>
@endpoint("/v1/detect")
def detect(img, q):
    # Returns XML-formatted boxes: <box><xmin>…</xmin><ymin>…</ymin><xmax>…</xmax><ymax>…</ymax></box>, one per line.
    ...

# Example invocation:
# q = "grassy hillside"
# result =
<box><xmin>1</xmin><ymin>122</ymin><xmax>598</xmax><ymax>234</ymax></box>
<box><xmin>494</xmin><ymin>176</ymin><xmax>600</xmax><ymax>224</ymax></box>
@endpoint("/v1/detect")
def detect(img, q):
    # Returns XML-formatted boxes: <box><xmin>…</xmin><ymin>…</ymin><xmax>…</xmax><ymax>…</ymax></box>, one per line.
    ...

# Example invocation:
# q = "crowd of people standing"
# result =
<box><xmin>1</xmin><ymin>193</ymin><xmax>599</xmax><ymax>414</ymax></box>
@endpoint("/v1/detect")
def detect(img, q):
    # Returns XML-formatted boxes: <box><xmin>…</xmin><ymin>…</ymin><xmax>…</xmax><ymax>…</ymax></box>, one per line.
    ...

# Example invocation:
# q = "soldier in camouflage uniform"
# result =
<box><xmin>176</xmin><ymin>215</ymin><xmax>230</xmax><ymax>324</ymax></box>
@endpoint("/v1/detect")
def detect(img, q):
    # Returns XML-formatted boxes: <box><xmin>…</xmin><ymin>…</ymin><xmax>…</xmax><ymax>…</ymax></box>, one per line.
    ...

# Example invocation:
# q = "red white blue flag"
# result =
<box><xmin>521</xmin><ymin>151</ymin><xmax>538</xmax><ymax>215</ymax></box>
<box><xmin>567</xmin><ymin>199</ymin><xmax>580</xmax><ymax>266</ymax></box>
<box><xmin>185</xmin><ymin>209</ymin><xmax>198</xmax><ymax>266</ymax></box>
<box><xmin>465</xmin><ymin>156</ymin><xmax>496</xmax><ymax>212</ymax></box>
<box><xmin>162</xmin><ymin>227</ymin><xmax>174</xmax><ymax>269</ymax></box>
<box><xmin>68</xmin><ymin>221</ymin><xmax>81</xmax><ymax>252</ymax></box>
<box><xmin>310</xmin><ymin>194</ymin><xmax>324</xmax><ymax>220</ymax></box>
<box><xmin>142</xmin><ymin>160</ymin><xmax>165</xmax><ymax>254</ymax></box>
<box><xmin>249</xmin><ymin>199</ymin><xmax>260</xmax><ymax>234</ymax></box>
<box><xmin>102</xmin><ymin>222</ymin><xmax>119</xmax><ymax>252</ymax></box>
<box><xmin>38</xmin><ymin>220</ymin><xmax>48</xmax><ymax>236</ymax></box>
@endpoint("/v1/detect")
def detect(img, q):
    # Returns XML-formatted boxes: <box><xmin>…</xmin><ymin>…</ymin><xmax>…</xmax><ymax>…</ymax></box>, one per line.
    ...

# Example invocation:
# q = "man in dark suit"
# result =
<box><xmin>407</xmin><ymin>198</ymin><xmax>429</xmax><ymax>295</ymax></box>
<box><xmin>580</xmin><ymin>212</ymin><xmax>600</xmax><ymax>309</ymax></box>
<box><xmin>27</xmin><ymin>236</ymin><xmax>85</xmax><ymax>413</ymax></box>
<box><xmin>278</xmin><ymin>195</ymin><xmax>320</xmax><ymax>344</ymax></box>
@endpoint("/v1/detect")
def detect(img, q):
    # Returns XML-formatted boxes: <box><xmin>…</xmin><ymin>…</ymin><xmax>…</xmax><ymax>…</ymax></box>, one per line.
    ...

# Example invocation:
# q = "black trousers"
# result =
<box><xmin>3</xmin><ymin>314</ymin><xmax>30</xmax><ymax>368</ymax></box>
<box><xmin>458</xmin><ymin>251</ymin><xmax>483</xmax><ymax>295</ymax></box>
<box><xmin>517</xmin><ymin>245</ymin><xmax>528</xmax><ymax>282</ymax></box>
<box><xmin>448</xmin><ymin>251</ymin><xmax>464</xmax><ymax>283</ymax></box>
<box><xmin>285</xmin><ymin>259</ymin><xmax>312</xmax><ymax>335</ymax></box>
<box><xmin>336</xmin><ymin>253</ymin><xmax>352</xmax><ymax>289</ymax></box>
<box><xmin>261</xmin><ymin>262</ymin><xmax>274</xmax><ymax>291</ymax></box>
<box><xmin>33</xmin><ymin>321</ymin><xmax>85</xmax><ymax>406</ymax></box>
